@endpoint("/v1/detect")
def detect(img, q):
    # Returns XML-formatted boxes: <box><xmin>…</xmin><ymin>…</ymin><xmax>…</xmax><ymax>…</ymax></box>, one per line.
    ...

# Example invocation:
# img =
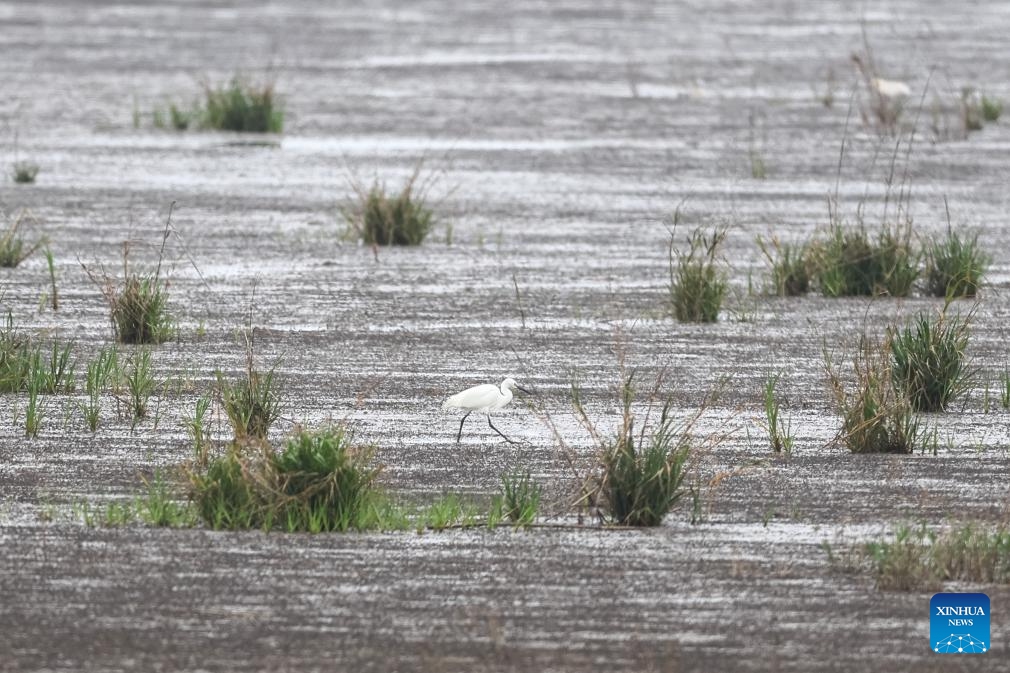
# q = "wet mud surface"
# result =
<box><xmin>2</xmin><ymin>1</ymin><xmax>1010</xmax><ymax>671</ymax></box>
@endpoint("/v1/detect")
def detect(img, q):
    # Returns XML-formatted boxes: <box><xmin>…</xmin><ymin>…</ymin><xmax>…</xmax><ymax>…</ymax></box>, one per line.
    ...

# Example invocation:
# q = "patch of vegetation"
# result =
<box><xmin>88</xmin><ymin>216</ymin><xmax>174</xmax><ymax>344</ymax></box>
<box><xmin>668</xmin><ymin>222</ymin><xmax>728</xmax><ymax>323</ymax></box>
<box><xmin>44</xmin><ymin>246</ymin><xmax>58</xmax><ymax>311</ymax></box>
<box><xmin>924</xmin><ymin>228</ymin><xmax>989</xmax><ymax>299</ymax></box>
<box><xmin>189</xmin><ymin>425</ymin><xmax>381</xmax><ymax>533</ymax></box>
<box><xmin>0</xmin><ymin>311</ymin><xmax>29</xmax><ymax>392</ymax></box>
<box><xmin>825</xmin><ymin>336</ymin><xmax>923</xmax><ymax>454</ymax></box>
<box><xmin>201</xmin><ymin>78</ymin><xmax>283</xmax><ymax>133</ymax></box>
<box><xmin>24</xmin><ymin>370</ymin><xmax>45</xmax><ymax>439</ymax></box>
<box><xmin>124</xmin><ymin>348</ymin><xmax>155</xmax><ymax>421</ymax></box>
<box><xmin>864</xmin><ymin>523</ymin><xmax>1010</xmax><ymax>591</ymax></box>
<box><xmin>109</xmin><ymin>274</ymin><xmax>172</xmax><ymax>344</ymax></box>
<box><xmin>153</xmin><ymin>102</ymin><xmax>194</xmax><ymax>131</ymax></box>
<box><xmin>499</xmin><ymin>469</ymin><xmax>541</xmax><ymax>527</ymax></box>
<box><xmin>0</xmin><ymin>313</ymin><xmax>76</xmax><ymax>395</ymax></box>
<box><xmin>762</xmin><ymin>374</ymin><xmax>793</xmax><ymax>455</ymax></box>
<box><xmin>345</xmin><ymin>172</ymin><xmax>435</xmax><ymax>246</ymax></box>
<box><xmin>11</xmin><ymin>161</ymin><xmax>39</xmax><ymax>184</ymax></box>
<box><xmin>136</xmin><ymin>471</ymin><xmax>197</xmax><ymax>527</ymax></box>
<box><xmin>981</xmin><ymin>95</ymin><xmax>1003</xmax><ymax>123</ymax></box>
<box><xmin>185</xmin><ymin>393</ymin><xmax>213</xmax><ymax>463</ymax></box>
<box><xmin>217</xmin><ymin>351</ymin><xmax>282</xmax><ymax>440</ymax></box>
<box><xmin>34</xmin><ymin>341</ymin><xmax>76</xmax><ymax>394</ymax></box>
<box><xmin>889</xmin><ymin>309</ymin><xmax>972</xmax><ymax>412</ymax></box>
<box><xmin>570</xmin><ymin>372</ymin><xmax>704</xmax><ymax>527</ymax></box>
<box><xmin>0</xmin><ymin>210</ymin><xmax>46</xmax><ymax>268</ymax></box>
<box><xmin>811</xmin><ymin>222</ymin><xmax>918</xmax><ymax>297</ymax></box>
<box><xmin>757</xmin><ymin>235</ymin><xmax>811</xmax><ymax>296</ymax></box>
<box><xmin>82</xmin><ymin>346</ymin><xmax>119</xmax><ymax>432</ymax></box>
<box><xmin>422</xmin><ymin>493</ymin><xmax>480</xmax><ymax>531</ymax></box>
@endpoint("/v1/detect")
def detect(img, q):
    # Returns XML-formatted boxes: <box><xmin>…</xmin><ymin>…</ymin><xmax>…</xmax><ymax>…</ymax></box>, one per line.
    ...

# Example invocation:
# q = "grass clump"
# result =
<box><xmin>108</xmin><ymin>274</ymin><xmax>172</xmax><ymax>344</ymax></box>
<box><xmin>762</xmin><ymin>374</ymin><xmax>793</xmax><ymax>455</ymax></box>
<box><xmin>668</xmin><ymin>222</ymin><xmax>728</xmax><ymax>323</ymax></box>
<box><xmin>185</xmin><ymin>394</ymin><xmax>213</xmax><ymax>463</ymax></box>
<box><xmin>272</xmin><ymin>426</ymin><xmax>381</xmax><ymax>533</ymax></box>
<box><xmin>422</xmin><ymin>493</ymin><xmax>480</xmax><ymax>531</ymax></box>
<box><xmin>570</xmin><ymin>372</ymin><xmax>703</xmax><ymax>527</ymax></box>
<box><xmin>31</xmin><ymin>341</ymin><xmax>76</xmax><ymax>394</ymax></box>
<box><xmin>599</xmin><ymin>391</ymin><xmax>691</xmax><ymax>526</ymax></box>
<box><xmin>153</xmin><ymin>103</ymin><xmax>193</xmax><ymax>131</ymax></box>
<box><xmin>757</xmin><ymin>235</ymin><xmax>811</xmax><ymax>296</ymax></box>
<box><xmin>864</xmin><ymin>523</ymin><xmax>1010</xmax><ymax>591</ymax></box>
<box><xmin>889</xmin><ymin>309</ymin><xmax>972</xmax><ymax>412</ymax></box>
<box><xmin>82</xmin><ymin>346</ymin><xmax>118</xmax><ymax>431</ymax></box>
<box><xmin>0</xmin><ymin>210</ymin><xmax>46</xmax><ymax>267</ymax></box>
<box><xmin>346</xmin><ymin>171</ymin><xmax>435</xmax><ymax>246</ymax></box>
<box><xmin>217</xmin><ymin>351</ymin><xmax>282</xmax><ymax>440</ymax></box>
<box><xmin>88</xmin><ymin>214</ymin><xmax>174</xmax><ymax>345</ymax></box>
<box><xmin>11</xmin><ymin>161</ymin><xmax>39</xmax><ymax>184</ymax></box>
<box><xmin>981</xmin><ymin>95</ymin><xmax>1003</xmax><ymax>123</ymax></box>
<box><xmin>499</xmin><ymin>469</ymin><xmax>541</xmax><ymax>527</ymax></box>
<box><xmin>190</xmin><ymin>425</ymin><xmax>381</xmax><ymax>533</ymax></box>
<box><xmin>136</xmin><ymin>472</ymin><xmax>197</xmax><ymax>527</ymax></box>
<box><xmin>812</xmin><ymin>223</ymin><xmax>918</xmax><ymax>297</ymax></box>
<box><xmin>826</xmin><ymin>336</ymin><xmax>922</xmax><ymax>454</ymax></box>
<box><xmin>0</xmin><ymin>313</ymin><xmax>75</xmax><ymax>395</ymax></box>
<box><xmin>924</xmin><ymin>228</ymin><xmax>989</xmax><ymax>299</ymax></box>
<box><xmin>125</xmin><ymin>348</ymin><xmax>156</xmax><ymax>421</ymax></box>
<box><xmin>0</xmin><ymin>312</ymin><xmax>32</xmax><ymax>393</ymax></box>
<box><xmin>202</xmin><ymin>78</ymin><xmax>283</xmax><ymax>133</ymax></box>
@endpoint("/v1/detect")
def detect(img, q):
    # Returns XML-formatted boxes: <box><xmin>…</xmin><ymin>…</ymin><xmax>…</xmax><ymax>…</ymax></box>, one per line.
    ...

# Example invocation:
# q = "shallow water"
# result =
<box><xmin>2</xmin><ymin>1</ymin><xmax>1010</xmax><ymax>671</ymax></box>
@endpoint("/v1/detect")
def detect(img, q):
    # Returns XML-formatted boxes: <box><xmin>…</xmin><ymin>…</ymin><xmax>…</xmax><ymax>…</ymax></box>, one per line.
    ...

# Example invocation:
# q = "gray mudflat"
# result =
<box><xmin>1</xmin><ymin>2</ymin><xmax>1008</xmax><ymax>671</ymax></box>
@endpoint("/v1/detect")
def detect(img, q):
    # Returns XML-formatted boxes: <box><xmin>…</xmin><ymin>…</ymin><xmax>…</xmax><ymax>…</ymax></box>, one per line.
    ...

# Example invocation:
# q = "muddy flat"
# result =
<box><xmin>1</xmin><ymin>1</ymin><xmax>1009</xmax><ymax>671</ymax></box>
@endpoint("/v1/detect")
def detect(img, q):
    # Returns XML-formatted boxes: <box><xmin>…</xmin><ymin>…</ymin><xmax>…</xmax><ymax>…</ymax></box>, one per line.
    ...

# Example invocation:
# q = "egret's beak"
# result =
<box><xmin>516</xmin><ymin>384</ymin><xmax>533</xmax><ymax>395</ymax></box>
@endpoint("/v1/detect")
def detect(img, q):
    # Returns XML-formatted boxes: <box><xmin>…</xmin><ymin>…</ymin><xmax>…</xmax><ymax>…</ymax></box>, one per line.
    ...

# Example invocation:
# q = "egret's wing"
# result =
<box><xmin>442</xmin><ymin>384</ymin><xmax>500</xmax><ymax>411</ymax></box>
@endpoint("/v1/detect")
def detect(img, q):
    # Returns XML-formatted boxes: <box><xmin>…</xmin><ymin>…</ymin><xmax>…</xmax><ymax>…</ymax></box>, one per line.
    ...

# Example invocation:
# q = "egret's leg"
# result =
<box><xmin>487</xmin><ymin>415</ymin><xmax>518</xmax><ymax>444</ymax></box>
<box><xmin>456</xmin><ymin>411</ymin><xmax>472</xmax><ymax>443</ymax></box>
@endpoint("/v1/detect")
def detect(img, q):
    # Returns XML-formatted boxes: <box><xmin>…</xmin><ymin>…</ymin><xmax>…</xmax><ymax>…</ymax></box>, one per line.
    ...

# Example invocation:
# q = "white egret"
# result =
<box><xmin>442</xmin><ymin>377</ymin><xmax>530</xmax><ymax>444</ymax></box>
<box><xmin>871</xmin><ymin>77</ymin><xmax>911</xmax><ymax>100</ymax></box>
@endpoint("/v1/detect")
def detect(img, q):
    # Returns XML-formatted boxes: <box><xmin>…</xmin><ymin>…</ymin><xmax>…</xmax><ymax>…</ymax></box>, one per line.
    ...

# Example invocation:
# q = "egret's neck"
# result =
<box><xmin>499</xmin><ymin>385</ymin><xmax>513</xmax><ymax>402</ymax></box>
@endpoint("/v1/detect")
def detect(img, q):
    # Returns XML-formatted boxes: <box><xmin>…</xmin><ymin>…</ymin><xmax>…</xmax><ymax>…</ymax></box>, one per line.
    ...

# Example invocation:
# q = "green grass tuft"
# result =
<box><xmin>669</xmin><ymin>222</ymin><xmax>728</xmax><ymax>322</ymax></box>
<box><xmin>346</xmin><ymin>173</ymin><xmax>435</xmax><ymax>246</ymax></box>
<box><xmin>757</xmin><ymin>235</ymin><xmax>811</xmax><ymax>296</ymax></box>
<box><xmin>812</xmin><ymin>223</ymin><xmax>919</xmax><ymax>297</ymax></box>
<box><xmin>273</xmin><ymin>426</ymin><xmax>380</xmax><ymax>533</ymax></box>
<box><xmin>125</xmin><ymin>348</ymin><xmax>156</xmax><ymax>421</ymax></box>
<box><xmin>981</xmin><ymin>95</ymin><xmax>1003</xmax><ymax>122</ymax></box>
<box><xmin>202</xmin><ymin>78</ymin><xmax>283</xmax><ymax>133</ymax></box>
<box><xmin>924</xmin><ymin>229</ymin><xmax>990</xmax><ymax>299</ymax></box>
<box><xmin>217</xmin><ymin>353</ymin><xmax>282</xmax><ymax>441</ymax></box>
<box><xmin>594</xmin><ymin>374</ymin><xmax>694</xmax><ymax>526</ymax></box>
<box><xmin>136</xmin><ymin>471</ymin><xmax>197</xmax><ymax>527</ymax></box>
<box><xmin>762</xmin><ymin>374</ymin><xmax>793</xmax><ymax>454</ymax></box>
<box><xmin>826</xmin><ymin>336</ymin><xmax>923</xmax><ymax>454</ymax></box>
<box><xmin>82</xmin><ymin>346</ymin><xmax>118</xmax><ymax>432</ymax></box>
<box><xmin>109</xmin><ymin>274</ymin><xmax>173</xmax><ymax>344</ymax></box>
<box><xmin>864</xmin><ymin>523</ymin><xmax>1010</xmax><ymax>591</ymax></box>
<box><xmin>189</xmin><ymin>426</ymin><xmax>380</xmax><ymax>533</ymax></box>
<box><xmin>0</xmin><ymin>211</ymin><xmax>45</xmax><ymax>267</ymax></box>
<box><xmin>889</xmin><ymin>309</ymin><xmax>972</xmax><ymax>413</ymax></box>
<box><xmin>499</xmin><ymin>469</ymin><xmax>541</xmax><ymax>527</ymax></box>
<box><xmin>11</xmin><ymin>161</ymin><xmax>39</xmax><ymax>184</ymax></box>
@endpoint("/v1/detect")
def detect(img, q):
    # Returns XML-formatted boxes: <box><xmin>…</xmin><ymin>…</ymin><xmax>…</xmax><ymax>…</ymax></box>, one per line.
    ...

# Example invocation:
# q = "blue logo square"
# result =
<box><xmin>931</xmin><ymin>593</ymin><xmax>989</xmax><ymax>654</ymax></box>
